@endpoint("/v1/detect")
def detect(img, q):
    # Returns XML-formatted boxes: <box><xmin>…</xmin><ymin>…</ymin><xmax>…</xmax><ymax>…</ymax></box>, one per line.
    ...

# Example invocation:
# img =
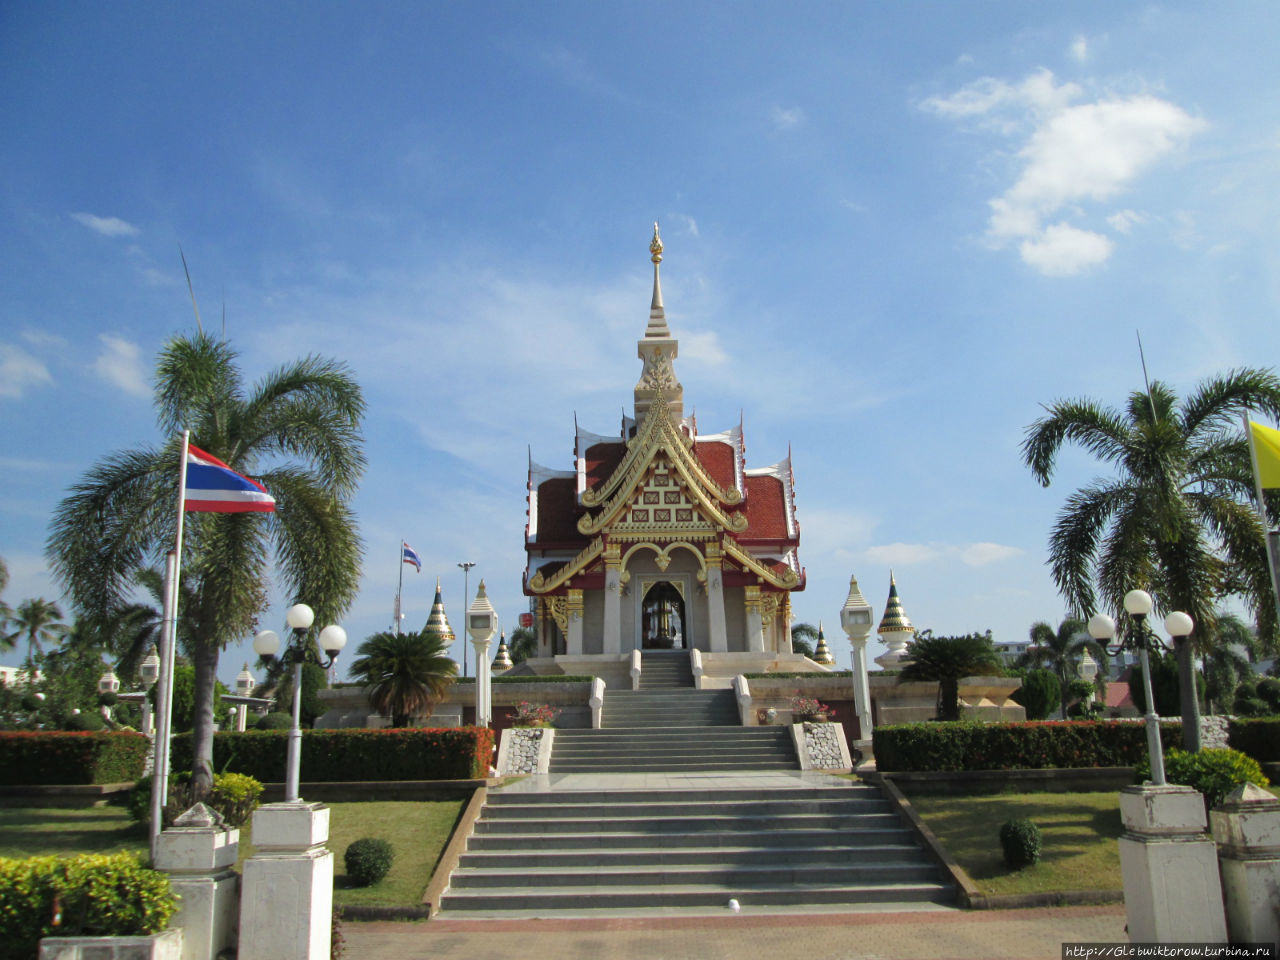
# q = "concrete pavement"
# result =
<box><xmin>340</xmin><ymin>903</ymin><xmax>1128</xmax><ymax>960</ymax></box>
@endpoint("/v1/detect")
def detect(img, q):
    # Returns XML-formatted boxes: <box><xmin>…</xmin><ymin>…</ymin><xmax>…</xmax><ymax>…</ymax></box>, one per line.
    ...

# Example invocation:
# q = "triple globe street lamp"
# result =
<box><xmin>1087</xmin><ymin>589</ymin><xmax>1193</xmax><ymax>787</ymax></box>
<box><xmin>254</xmin><ymin>604</ymin><xmax>347</xmax><ymax>802</ymax></box>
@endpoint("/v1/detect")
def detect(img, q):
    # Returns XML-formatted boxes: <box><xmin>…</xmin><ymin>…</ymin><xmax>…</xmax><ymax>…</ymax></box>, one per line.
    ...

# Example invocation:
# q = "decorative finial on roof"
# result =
<box><xmin>647</xmin><ymin>221</ymin><xmax>668</xmax><ymax>335</ymax></box>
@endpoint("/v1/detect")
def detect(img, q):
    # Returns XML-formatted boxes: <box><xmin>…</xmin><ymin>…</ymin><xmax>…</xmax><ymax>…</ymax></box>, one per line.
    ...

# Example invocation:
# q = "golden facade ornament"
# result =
<box><xmin>544</xmin><ymin>597</ymin><xmax>569</xmax><ymax>638</ymax></box>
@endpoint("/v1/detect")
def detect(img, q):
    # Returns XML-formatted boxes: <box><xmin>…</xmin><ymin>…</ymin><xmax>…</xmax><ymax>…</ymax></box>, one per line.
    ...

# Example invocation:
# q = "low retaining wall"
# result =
<box><xmin>0</xmin><ymin>782</ymin><xmax>134</xmax><ymax>808</ymax></box>
<box><xmin>879</xmin><ymin>766</ymin><xmax>1136</xmax><ymax>795</ymax></box>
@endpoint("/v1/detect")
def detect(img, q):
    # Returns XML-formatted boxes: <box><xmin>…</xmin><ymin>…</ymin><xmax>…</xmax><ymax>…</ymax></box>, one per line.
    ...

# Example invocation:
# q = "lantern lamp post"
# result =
<box><xmin>254</xmin><ymin>604</ymin><xmax>346</xmax><ymax>802</ymax></box>
<box><xmin>1088</xmin><ymin>590</ymin><xmax>1193</xmax><ymax>787</ymax></box>
<box><xmin>840</xmin><ymin>574</ymin><xmax>874</xmax><ymax>744</ymax></box>
<box><xmin>466</xmin><ymin>582</ymin><xmax>497</xmax><ymax>727</ymax></box>
<box><xmin>98</xmin><ymin>668</ymin><xmax>121</xmax><ymax>722</ymax></box>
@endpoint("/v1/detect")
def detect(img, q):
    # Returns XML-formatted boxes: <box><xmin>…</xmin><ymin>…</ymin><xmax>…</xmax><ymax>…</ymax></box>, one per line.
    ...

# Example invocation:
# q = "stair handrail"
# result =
<box><xmin>589</xmin><ymin>677</ymin><xmax>606</xmax><ymax>729</ymax></box>
<box><xmin>629</xmin><ymin>649</ymin><xmax>642</xmax><ymax>690</ymax></box>
<box><xmin>689</xmin><ymin>647</ymin><xmax>704</xmax><ymax>689</ymax></box>
<box><xmin>733</xmin><ymin>674</ymin><xmax>752</xmax><ymax>725</ymax></box>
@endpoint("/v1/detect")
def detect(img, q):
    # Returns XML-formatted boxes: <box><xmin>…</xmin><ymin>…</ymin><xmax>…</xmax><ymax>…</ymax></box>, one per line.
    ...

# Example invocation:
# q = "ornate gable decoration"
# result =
<box><xmin>577</xmin><ymin>390</ymin><xmax>746</xmax><ymax>537</ymax></box>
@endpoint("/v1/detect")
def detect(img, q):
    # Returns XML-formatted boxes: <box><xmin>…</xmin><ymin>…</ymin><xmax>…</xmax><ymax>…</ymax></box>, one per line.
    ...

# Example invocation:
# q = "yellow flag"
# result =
<box><xmin>1251</xmin><ymin>420</ymin><xmax>1280</xmax><ymax>489</ymax></box>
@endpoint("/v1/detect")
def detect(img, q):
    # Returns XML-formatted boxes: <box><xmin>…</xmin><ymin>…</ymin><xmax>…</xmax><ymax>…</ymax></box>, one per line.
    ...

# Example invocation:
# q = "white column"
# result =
<box><xmin>849</xmin><ymin>635</ymin><xmax>872</xmax><ymax>741</ymax></box>
<box><xmin>239</xmin><ymin>802</ymin><xmax>333</xmax><ymax>960</ymax></box>
<box><xmin>603</xmin><ymin>567</ymin><xmax>622</xmax><ymax>655</ymax></box>
<box><xmin>707</xmin><ymin>567</ymin><xmax>728</xmax><ymax>653</ymax></box>
<box><xmin>472</xmin><ymin>638</ymin><xmax>492</xmax><ymax>726</ymax></box>
<box><xmin>744</xmin><ymin>587</ymin><xmax>765</xmax><ymax>653</ymax></box>
<box><xmin>155</xmin><ymin>803</ymin><xmax>240</xmax><ymax>960</ymax></box>
<box><xmin>565</xmin><ymin>589</ymin><xmax>584</xmax><ymax>656</ymax></box>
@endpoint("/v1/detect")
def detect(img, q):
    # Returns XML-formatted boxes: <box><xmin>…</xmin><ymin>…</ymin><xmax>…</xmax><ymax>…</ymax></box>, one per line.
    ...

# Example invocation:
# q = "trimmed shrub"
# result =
<box><xmin>127</xmin><ymin>771</ymin><xmax>264</xmax><ymax>828</ymax></box>
<box><xmin>1233</xmin><ymin>695</ymin><xmax>1271</xmax><ymax>717</ymax></box>
<box><xmin>999</xmin><ymin>819</ymin><xmax>1042</xmax><ymax>869</ymax></box>
<box><xmin>1257</xmin><ymin>677</ymin><xmax>1280</xmax><ymax>712</ymax></box>
<box><xmin>170</xmin><ymin>726</ymin><xmax>495</xmax><ymax>782</ymax></box>
<box><xmin>1137</xmin><ymin>748</ymin><xmax>1270</xmax><ymax>808</ymax></box>
<box><xmin>872</xmin><ymin>720</ymin><xmax>1183</xmax><ymax>772</ymax></box>
<box><xmin>0</xmin><ymin>731</ymin><xmax>149</xmax><ymax>785</ymax></box>
<box><xmin>1228</xmin><ymin>717</ymin><xmax>1280</xmax><ymax>763</ymax></box>
<box><xmin>257</xmin><ymin>712</ymin><xmax>294</xmax><ymax>730</ymax></box>
<box><xmin>1011</xmin><ymin>669</ymin><xmax>1061</xmax><ymax>720</ymax></box>
<box><xmin>0</xmin><ymin>852</ymin><xmax>177</xmax><ymax>960</ymax></box>
<box><xmin>63</xmin><ymin>712</ymin><xmax>106</xmax><ymax>732</ymax></box>
<box><xmin>343</xmin><ymin>837</ymin><xmax>394</xmax><ymax>887</ymax></box>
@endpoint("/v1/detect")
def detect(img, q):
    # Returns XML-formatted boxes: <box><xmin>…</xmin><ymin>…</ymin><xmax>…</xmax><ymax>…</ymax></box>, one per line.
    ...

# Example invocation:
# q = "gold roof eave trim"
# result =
<box><xmin>721</xmin><ymin>536</ymin><xmax>801</xmax><ymax>590</ymax></box>
<box><xmin>528</xmin><ymin>537</ymin><xmax>605</xmax><ymax>594</ymax></box>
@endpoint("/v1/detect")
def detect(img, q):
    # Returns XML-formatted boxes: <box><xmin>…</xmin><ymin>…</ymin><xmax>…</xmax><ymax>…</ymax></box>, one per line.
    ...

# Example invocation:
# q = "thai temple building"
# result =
<box><xmin>521</xmin><ymin>225</ymin><xmax>806</xmax><ymax>674</ymax></box>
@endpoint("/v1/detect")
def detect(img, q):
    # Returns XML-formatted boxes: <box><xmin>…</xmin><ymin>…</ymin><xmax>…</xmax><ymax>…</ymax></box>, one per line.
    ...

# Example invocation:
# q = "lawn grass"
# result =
<box><xmin>903</xmin><ymin>790</ymin><xmax>1124</xmax><ymax>898</ymax></box>
<box><xmin>0</xmin><ymin>806</ymin><xmax>149</xmax><ymax>859</ymax></box>
<box><xmin>0</xmin><ymin>799</ymin><xmax>465</xmax><ymax>910</ymax></box>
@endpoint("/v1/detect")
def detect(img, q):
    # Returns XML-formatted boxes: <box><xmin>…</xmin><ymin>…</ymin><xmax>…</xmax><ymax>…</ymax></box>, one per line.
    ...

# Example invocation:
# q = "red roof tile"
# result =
<box><xmin>584</xmin><ymin>442</ymin><xmax>625</xmax><ymax>491</ymax></box>
<box><xmin>739</xmin><ymin>474</ymin><xmax>791</xmax><ymax>541</ymax></box>
<box><xmin>695</xmin><ymin>440</ymin><xmax>737</xmax><ymax>491</ymax></box>
<box><xmin>533</xmin><ymin>477</ymin><xmax>583</xmax><ymax>544</ymax></box>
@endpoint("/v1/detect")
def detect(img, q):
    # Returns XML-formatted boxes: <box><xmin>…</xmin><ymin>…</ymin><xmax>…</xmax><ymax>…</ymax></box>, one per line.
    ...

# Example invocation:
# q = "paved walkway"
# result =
<box><xmin>342</xmin><ymin>904</ymin><xmax>1127</xmax><ymax>960</ymax></box>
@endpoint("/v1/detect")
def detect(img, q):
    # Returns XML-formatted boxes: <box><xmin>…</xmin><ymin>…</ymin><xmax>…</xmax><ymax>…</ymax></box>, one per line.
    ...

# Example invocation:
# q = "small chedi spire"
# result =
<box><xmin>635</xmin><ymin>221</ymin><xmax>683</xmax><ymax>426</ymax></box>
<box><xmin>423</xmin><ymin>576</ymin><xmax>455</xmax><ymax>644</ymax></box>
<box><xmin>492</xmin><ymin>630</ymin><xmax>513</xmax><ymax>671</ymax></box>
<box><xmin>813</xmin><ymin>619</ymin><xmax>835</xmax><ymax>665</ymax></box>
<box><xmin>876</xmin><ymin>570</ymin><xmax>915</xmax><ymax>668</ymax></box>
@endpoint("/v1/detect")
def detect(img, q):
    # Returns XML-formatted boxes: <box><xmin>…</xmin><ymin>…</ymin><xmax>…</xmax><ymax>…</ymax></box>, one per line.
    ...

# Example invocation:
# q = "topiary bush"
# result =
<box><xmin>1137</xmin><ymin>747</ymin><xmax>1271</xmax><ymax>809</ymax></box>
<box><xmin>63</xmin><ymin>712</ymin><xmax>106</xmax><ymax>732</ymax></box>
<box><xmin>1011</xmin><ymin>669</ymin><xmax>1061</xmax><ymax>720</ymax></box>
<box><xmin>0</xmin><ymin>852</ymin><xmax>177</xmax><ymax>960</ymax></box>
<box><xmin>1256</xmin><ymin>677</ymin><xmax>1280</xmax><ymax>713</ymax></box>
<box><xmin>343</xmin><ymin>837</ymin><xmax>394</xmax><ymax>887</ymax></box>
<box><xmin>256</xmin><ymin>712</ymin><xmax>294</xmax><ymax>730</ymax></box>
<box><xmin>998</xmin><ymin>818</ymin><xmax>1042</xmax><ymax>869</ymax></box>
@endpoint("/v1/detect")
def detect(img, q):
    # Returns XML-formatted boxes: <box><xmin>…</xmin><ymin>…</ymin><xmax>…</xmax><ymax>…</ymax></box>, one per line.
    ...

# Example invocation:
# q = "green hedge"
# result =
<box><xmin>872</xmin><ymin>720</ymin><xmax>1183</xmax><ymax>772</ymax></box>
<box><xmin>1228</xmin><ymin>717</ymin><xmax>1280</xmax><ymax>763</ymax></box>
<box><xmin>170</xmin><ymin>727</ymin><xmax>495</xmax><ymax>782</ymax></box>
<box><xmin>0</xmin><ymin>852</ymin><xmax>176</xmax><ymax>960</ymax></box>
<box><xmin>0</xmin><ymin>732</ymin><xmax>149</xmax><ymax>785</ymax></box>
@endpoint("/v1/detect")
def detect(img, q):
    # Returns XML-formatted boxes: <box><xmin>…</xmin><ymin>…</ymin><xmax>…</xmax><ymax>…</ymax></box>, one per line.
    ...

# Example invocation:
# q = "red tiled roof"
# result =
<box><xmin>695</xmin><ymin>440</ymin><xmax>737</xmax><ymax>491</ymax></box>
<box><xmin>739</xmin><ymin>474</ymin><xmax>791</xmax><ymax>541</ymax></box>
<box><xmin>584</xmin><ymin>442</ymin><xmax>625</xmax><ymax>491</ymax></box>
<box><xmin>533</xmin><ymin>477</ymin><xmax>583</xmax><ymax>544</ymax></box>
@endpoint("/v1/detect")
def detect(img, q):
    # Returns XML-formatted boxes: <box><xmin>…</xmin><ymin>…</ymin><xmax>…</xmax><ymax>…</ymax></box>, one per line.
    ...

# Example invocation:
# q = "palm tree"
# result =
<box><xmin>790</xmin><ymin>622</ymin><xmax>818</xmax><ymax>658</ymax></box>
<box><xmin>48</xmin><ymin>332</ymin><xmax>364</xmax><ymax>796</ymax></box>
<box><xmin>1017</xmin><ymin>618</ymin><xmax>1109</xmax><ymax>719</ymax></box>
<box><xmin>1023</xmin><ymin>369</ymin><xmax>1280</xmax><ymax>749</ymax></box>
<box><xmin>507</xmin><ymin>626</ymin><xmax>538</xmax><ymax>664</ymax></box>
<box><xmin>1203</xmin><ymin>612</ymin><xmax>1260</xmax><ymax>713</ymax></box>
<box><xmin>898</xmin><ymin>631</ymin><xmax>1004</xmax><ymax>721</ymax></box>
<box><xmin>5</xmin><ymin>598</ymin><xmax>69</xmax><ymax>664</ymax></box>
<box><xmin>348</xmin><ymin>630</ymin><xmax>457</xmax><ymax>727</ymax></box>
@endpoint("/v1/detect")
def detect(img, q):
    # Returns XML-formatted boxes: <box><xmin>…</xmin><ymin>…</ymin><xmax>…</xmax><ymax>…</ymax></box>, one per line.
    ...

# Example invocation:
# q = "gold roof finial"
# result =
<box><xmin>650</xmin><ymin>221</ymin><xmax>663</xmax><ymax>264</ymax></box>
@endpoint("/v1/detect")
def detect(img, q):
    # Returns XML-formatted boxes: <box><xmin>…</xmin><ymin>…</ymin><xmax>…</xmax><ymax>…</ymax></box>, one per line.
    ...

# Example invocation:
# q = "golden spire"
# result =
<box><xmin>650</xmin><ymin>221</ymin><xmax>663</xmax><ymax>263</ymax></box>
<box><xmin>648</xmin><ymin>221</ymin><xmax>666</xmax><ymax>325</ymax></box>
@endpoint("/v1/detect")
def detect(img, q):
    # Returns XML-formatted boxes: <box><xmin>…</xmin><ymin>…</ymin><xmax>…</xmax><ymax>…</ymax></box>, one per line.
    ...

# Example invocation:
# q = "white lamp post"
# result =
<box><xmin>1088</xmin><ymin>589</ymin><xmax>1193</xmax><ymax>787</ymax></box>
<box><xmin>98</xmin><ymin>668</ymin><xmax>120</xmax><ymax>722</ymax></box>
<box><xmin>458</xmin><ymin>561</ymin><xmax>476</xmax><ymax>677</ymax></box>
<box><xmin>138</xmin><ymin>646</ymin><xmax>160</xmax><ymax>738</ymax></box>
<box><xmin>466</xmin><ymin>581</ymin><xmax>497</xmax><ymax>727</ymax></box>
<box><xmin>254</xmin><ymin>603</ymin><xmax>347</xmax><ymax>802</ymax></box>
<box><xmin>840</xmin><ymin>574</ymin><xmax>874</xmax><ymax>744</ymax></box>
<box><xmin>1077</xmin><ymin>648</ymin><xmax>1099</xmax><ymax>712</ymax></box>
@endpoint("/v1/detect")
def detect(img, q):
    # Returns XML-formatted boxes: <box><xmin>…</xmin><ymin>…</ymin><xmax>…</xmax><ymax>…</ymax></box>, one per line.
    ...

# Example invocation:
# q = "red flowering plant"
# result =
<box><xmin>790</xmin><ymin>697</ymin><xmax>832</xmax><ymax>723</ymax></box>
<box><xmin>512</xmin><ymin>702</ymin><xmax>560</xmax><ymax>728</ymax></box>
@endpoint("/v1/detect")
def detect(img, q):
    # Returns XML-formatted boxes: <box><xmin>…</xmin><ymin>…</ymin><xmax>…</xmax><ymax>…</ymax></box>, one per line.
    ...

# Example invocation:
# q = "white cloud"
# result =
<box><xmin>0</xmin><ymin>344</ymin><xmax>53</xmax><ymax>398</ymax></box>
<box><xmin>70</xmin><ymin>212</ymin><xmax>139</xmax><ymax>237</ymax></box>
<box><xmin>770</xmin><ymin>106</ymin><xmax>804</xmax><ymax>131</ymax></box>
<box><xmin>1018</xmin><ymin>223</ymin><xmax>1114</xmax><ymax>276</ymax></box>
<box><xmin>680</xmin><ymin>330</ymin><xmax>727</xmax><ymax>366</ymax></box>
<box><xmin>93</xmin><ymin>335</ymin><xmax>150</xmax><ymax>397</ymax></box>
<box><xmin>1069</xmin><ymin>36</ymin><xmax>1089</xmax><ymax>64</ymax></box>
<box><xmin>926</xmin><ymin>69</ymin><xmax>1205</xmax><ymax>275</ymax></box>
<box><xmin>864</xmin><ymin>542</ymin><xmax>940</xmax><ymax>566</ymax></box>
<box><xmin>1106</xmin><ymin>209</ymin><xmax>1146</xmax><ymax>234</ymax></box>
<box><xmin>959</xmin><ymin>542</ymin><xmax>1024</xmax><ymax>566</ymax></box>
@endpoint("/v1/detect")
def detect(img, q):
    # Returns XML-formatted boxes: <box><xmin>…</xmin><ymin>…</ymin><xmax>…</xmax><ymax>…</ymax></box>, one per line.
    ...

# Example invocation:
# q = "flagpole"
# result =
<box><xmin>150</xmin><ymin>429</ymin><xmax>190</xmax><ymax>860</ymax></box>
<box><xmin>1244</xmin><ymin>414</ymin><xmax>1280</xmax><ymax>628</ymax></box>
<box><xmin>395</xmin><ymin>542</ymin><xmax>405</xmax><ymax>636</ymax></box>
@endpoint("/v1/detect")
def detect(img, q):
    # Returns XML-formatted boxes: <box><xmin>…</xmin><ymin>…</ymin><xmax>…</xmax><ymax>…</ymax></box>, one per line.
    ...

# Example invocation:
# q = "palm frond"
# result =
<box><xmin>1022</xmin><ymin>400</ymin><xmax>1131</xmax><ymax>486</ymax></box>
<box><xmin>1181</xmin><ymin>367</ymin><xmax>1280</xmax><ymax>442</ymax></box>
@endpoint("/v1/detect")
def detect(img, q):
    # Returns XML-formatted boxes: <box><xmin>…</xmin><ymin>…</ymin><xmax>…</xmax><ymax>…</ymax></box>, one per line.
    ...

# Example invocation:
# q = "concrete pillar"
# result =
<box><xmin>744</xmin><ymin>586</ymin><xmax>765</xmax><ymax>653</ymax></box>
<box><xmin>153</xmin><ymin>803</ymin><xmax>239</xmax><ymax>960</ymax></box>
<box><xmin>1211</xmin><ymin>782</ymin><xmax>1280</xmax><ymax>948</ymax></box>
<box><xmin>472</xmin><ymin>638</ymin><xmax>492</xmax><ymax>727</ymax></box>
<box><xmin>565</xmin><ymin>589</ymin><xmax>584</xmax><ymax>656</ymax></box>
<box><xmin>1118</xmin><ymin>784</ymin><xmax>1227</xmax><ymax>943</ymax></box>
<box><xmin>848</xmin><ymin>634</ymin><xmax>872</xmax><ymax>742</ymax></box>
<box><xmin>706</xmin><ymin>558</ymin><xmax>728</xmax><ymax>653</ymax></box>
<box><xmin>239</xmin><ymin>801</ymin><xmax>333</xmax><ymax>960</ymax></box>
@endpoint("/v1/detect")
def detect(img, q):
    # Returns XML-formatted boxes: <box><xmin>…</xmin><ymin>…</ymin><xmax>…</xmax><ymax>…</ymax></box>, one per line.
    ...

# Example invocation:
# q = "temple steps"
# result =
<box><xmin>440</xmin><ymin>784</ymin><xmax>954</xmax><ymax>915</ymax></box>
<box><xmin>636</xmin><ymin>651</ymin><xmax>695</xmax><ymax>688</ymax></box>
<box><xmin>548</xmin><ymin>726</ymin><xmax>794</xmax><ymax>773</ymax></box>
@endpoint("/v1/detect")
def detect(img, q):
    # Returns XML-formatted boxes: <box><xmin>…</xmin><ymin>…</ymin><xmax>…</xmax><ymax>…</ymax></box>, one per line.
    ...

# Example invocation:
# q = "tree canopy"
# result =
<box><xmin>348</xmin><ymin>630</ymin><xmax>457</xmax><ymax>728</ymax></box>
<box><xmin>898</xmin><ymin>630</ymin><xmax>1004</xmax><ymax>721</ymax></box>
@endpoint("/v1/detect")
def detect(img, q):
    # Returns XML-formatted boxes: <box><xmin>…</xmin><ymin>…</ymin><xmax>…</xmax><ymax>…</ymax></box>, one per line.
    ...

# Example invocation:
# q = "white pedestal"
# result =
<box><xmin>1118</xmin><ymin>784</ymin><xmax>1227</xmax><ymax>944</ymax></box>
<box><xmin>1210</xmin><ymin>782</ymin><xmax>1280</xmax><ymax>948</ymax></box>
<box><xmin>238</xmin><ymin>801</ymin><xmax>333</xmax><ymax>960</ymax></box>
<box><xmin>153</xmin><ymin>804</ymin><xmax>240</xmax><ymax>960</ymax></box>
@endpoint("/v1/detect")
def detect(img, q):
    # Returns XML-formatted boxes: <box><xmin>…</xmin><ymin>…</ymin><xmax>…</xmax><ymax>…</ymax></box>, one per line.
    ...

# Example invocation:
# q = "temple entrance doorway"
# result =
<box><xmin>640</xmin><ymin>581</ymin><xmax>686</xmax><ymax>650</ymax></box>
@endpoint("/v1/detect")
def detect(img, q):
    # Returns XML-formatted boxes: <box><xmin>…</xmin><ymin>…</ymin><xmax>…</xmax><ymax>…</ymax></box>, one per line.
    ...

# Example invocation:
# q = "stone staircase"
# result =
<box><xmin>549</xmin><ymin>652</ymin><xmax>796</xmax><ymax>773</ymax></box>
<box><xmin>439</xmin><ymin>782</ymin><xmax>954</xmax><ymax>914</ymax></box>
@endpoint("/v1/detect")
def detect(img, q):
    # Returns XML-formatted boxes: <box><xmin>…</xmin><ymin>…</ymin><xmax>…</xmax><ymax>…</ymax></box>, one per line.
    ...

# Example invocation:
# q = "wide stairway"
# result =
<box><xmin>439</xmin><ymin>651</ymin><xmax>954</xmax><ymax>915</ymax></box>
<box><xmin>550</xmin><ymin>651</ymin><xmax>795</xmax><ymax>773</ymax></box>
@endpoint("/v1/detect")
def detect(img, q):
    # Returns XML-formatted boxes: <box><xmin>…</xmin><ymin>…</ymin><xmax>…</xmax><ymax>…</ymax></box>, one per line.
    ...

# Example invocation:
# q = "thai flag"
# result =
<box><xmin>184</xmin><ymin>444</ymin><xmax>276</xmax><ymax>513</ymax></box>
<box><xmin>402</xmin><ymin>542</ymin><xmax>422</xmax><ymax>572</ymax></box>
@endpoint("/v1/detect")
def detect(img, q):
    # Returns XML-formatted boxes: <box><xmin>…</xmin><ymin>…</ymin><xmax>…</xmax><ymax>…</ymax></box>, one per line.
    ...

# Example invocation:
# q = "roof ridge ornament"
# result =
<box><xmin>646</xmin><ymin>221</ymin><xmax>669</xmax><ymax>336</ymax></box>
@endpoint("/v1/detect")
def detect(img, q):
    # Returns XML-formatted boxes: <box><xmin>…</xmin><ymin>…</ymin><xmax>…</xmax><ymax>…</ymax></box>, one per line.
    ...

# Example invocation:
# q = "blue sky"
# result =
<box><xmin>3</xmin><ymin>3</ymin><xmax>1279</xmax><ymax>687</ymax></box>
